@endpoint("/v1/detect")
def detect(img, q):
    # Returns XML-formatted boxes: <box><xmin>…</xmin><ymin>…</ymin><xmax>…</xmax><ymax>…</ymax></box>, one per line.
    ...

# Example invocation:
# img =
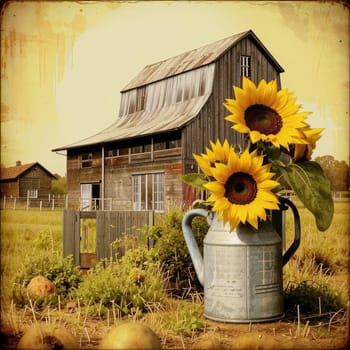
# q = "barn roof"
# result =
<box><xmin>53</xmin><ymin>30</ymin><xmax>284</xmax><ymax>152</ymax></box>
<box><xmin>121</xmin><ymin>29</ymin><xmax>284</xmax><ymax>92</ymax></box>
<box><xmin>53</xmin><ymin>92</ymin><xmax>212</xmax><ymax>151</ymax></box>
<box><xmin>0</xmin><ymin>162</ymin><xmax>56</xmax><ymax>181</ymax></box>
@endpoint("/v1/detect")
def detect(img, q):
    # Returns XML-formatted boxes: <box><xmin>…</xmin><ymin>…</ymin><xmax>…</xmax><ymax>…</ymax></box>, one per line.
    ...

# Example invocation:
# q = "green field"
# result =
<box><xmin>1</xmin><ymin>201</ymin><xmax>349</xmax><ymax>349</ymax></box>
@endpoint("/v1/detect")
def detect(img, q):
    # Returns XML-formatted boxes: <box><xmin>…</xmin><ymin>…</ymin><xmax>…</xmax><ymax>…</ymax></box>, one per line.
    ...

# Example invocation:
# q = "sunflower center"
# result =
<box><xmin>245</xmin><ymin>104</ymin><xmax>282</xmax><ymax>135</ymax></box>
<box><xmin>224</xmin><ymin>172</ymin><xmax>257</xmax><ymax>205</ymax></box>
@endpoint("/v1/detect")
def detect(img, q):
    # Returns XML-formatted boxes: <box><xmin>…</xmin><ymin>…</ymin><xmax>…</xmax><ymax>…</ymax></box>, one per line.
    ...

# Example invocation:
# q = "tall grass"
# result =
<box><xmin>1</xmin><ymin>210</ymin><xmax>63</xmax><ymax>303</ymax></box>
<box><xmin>283</xmin><ymin>201</ymin><xmax>349</xmax><ymax>311</ymax></box>
<box><xmin>1</xmin><ymin>203</ymin><xmax>349</xmax><ymax>348</ymax></box>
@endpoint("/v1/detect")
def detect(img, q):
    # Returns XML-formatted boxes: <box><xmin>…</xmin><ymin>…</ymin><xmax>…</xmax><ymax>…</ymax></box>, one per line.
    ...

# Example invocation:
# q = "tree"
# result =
<box><xmin>315</xmin><ymin>155</ymin><xmax>349</xmax><ymax>191</ymax></box>
<box><xmin>51</xmin><ymin>175</ymin><xmax>67</xmax><ymax>195</ymax></box>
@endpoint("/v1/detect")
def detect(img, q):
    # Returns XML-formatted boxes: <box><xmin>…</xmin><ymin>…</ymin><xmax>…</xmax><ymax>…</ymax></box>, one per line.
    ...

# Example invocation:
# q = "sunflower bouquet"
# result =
<box><xmin>183</xmin><ymin>77</ymin><xmax>333</xmax><ymax>232</ymax></box>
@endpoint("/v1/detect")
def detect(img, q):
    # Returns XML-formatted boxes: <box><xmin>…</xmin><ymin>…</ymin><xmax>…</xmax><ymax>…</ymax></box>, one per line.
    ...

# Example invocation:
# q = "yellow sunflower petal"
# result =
<box><xmin>204</xmin><ymin>181</ymin><xmax>225</xmax><ymax>195</ymax></box>
<box><xmin>224</xmin><ymin>77</ymin><xmax>312</xmax><ymax>149</ymax></box>
<box><xmin>204</xmin><ymin>149</ymin><xmax>280</xmax><ymax>231</ymax></box>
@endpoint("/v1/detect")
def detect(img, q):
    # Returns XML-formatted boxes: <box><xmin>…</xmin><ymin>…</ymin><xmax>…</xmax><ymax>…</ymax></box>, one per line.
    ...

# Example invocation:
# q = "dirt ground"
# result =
<box><xmin>1</xmin><ymin>306</ymin><xmax>348</xmax><ymax>350</ymax></box>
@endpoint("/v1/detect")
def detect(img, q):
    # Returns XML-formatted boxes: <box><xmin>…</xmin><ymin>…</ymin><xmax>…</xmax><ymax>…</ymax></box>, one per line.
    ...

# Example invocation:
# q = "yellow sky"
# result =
<box><xmin>1</xmin><ymin>1</ymin><xmax>349</xmax><ymax>175</ymax></box>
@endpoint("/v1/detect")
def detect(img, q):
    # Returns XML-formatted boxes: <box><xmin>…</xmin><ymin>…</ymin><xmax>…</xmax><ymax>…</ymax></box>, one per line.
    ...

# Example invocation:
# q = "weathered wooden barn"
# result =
<box><xmin>53</xmin><ymin>30</ymin><xmax>284</xmax><ymax>212</ymax></box>
<box><xmin>0</xmin><ymin>161</ymin><xmax>57</xmax><ymax>199</ymax></box>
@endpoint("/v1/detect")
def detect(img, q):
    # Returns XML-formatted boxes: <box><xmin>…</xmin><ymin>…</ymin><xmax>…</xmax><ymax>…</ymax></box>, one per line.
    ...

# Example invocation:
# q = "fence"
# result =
<box><xmin>2</xmin><ymin>191</ymin><xmax>347</xmax><ymax>212</ymax></box>
<box><xmin>79</xmin><ymin>198</ymin><xmax>113</xmax><ymax>211</ymax></box>
<box><xmin>63</xmin><ymin>209</ymin><xmax>154</xmax><ymax>269</ymax></box>
<box><xmin>1</xmin><ymin>195</ymin><xmax>68</xmax><ymax>210</ymax></box>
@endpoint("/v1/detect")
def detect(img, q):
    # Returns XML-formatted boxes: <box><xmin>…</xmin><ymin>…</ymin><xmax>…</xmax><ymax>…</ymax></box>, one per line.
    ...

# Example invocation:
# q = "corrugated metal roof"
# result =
<box><xmin>53</xmin><ymin>93</ymin><xmax>212</xmax><ymax>151</ymax></box>
<box><xmin>53</xmin><ymin>30</ymin><xmax>284</xmax><ymax>152</ymax></box>
<box><xmin>121</xmin><ymin>29</ymin><xmax>284</xmax><ymax>92</ymax></box>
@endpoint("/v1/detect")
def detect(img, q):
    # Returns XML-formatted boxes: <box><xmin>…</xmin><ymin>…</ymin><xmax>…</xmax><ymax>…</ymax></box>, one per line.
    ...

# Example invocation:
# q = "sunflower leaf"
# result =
<box><xmin>278</xmin><ymin>161</ymin><xmax>334</xmax><ymax>231</ymax></box>
<box><xmin>181</xmin><ymin>173</ymin><xmax>208</xmax><ymax>190</ymax></box>
<box><xmin>257</xmin><ymin>142</ymin><xmax>281</xmax><ymax>160</ymax></box>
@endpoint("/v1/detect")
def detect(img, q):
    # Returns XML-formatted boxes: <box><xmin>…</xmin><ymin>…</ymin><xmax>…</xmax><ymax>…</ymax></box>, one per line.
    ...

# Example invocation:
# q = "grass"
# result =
<box><xmin>1</xmin><ymin>203</ymin><xmax>349</xmax><ymax>349</ymax></box>
<box><xmin>1</xmin><ymin>210</ymin><xmax>63</xmax><ymax>304</ymax></box>
<box><xmin>283</xmin><ymin>201</ymin><xmax>349</xmax><ymax>305</ymax></box>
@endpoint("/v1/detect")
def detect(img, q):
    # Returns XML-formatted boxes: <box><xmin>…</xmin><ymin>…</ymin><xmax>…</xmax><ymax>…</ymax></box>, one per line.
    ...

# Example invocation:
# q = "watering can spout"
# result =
<box><xmin>181</xmin><ymin>209</ymin><xmax>209</xmax><ymax>286</ymax></box>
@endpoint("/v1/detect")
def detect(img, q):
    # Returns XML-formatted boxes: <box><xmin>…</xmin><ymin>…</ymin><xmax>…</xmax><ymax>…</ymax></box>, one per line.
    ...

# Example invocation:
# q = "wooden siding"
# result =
<box><xmin>0</xmin><ymin>180</ymin><xmax>19</xmax><ymax>198</ymax></box>
<box><xmin>66</xmin><ymin>148</ymin><xmax>103</xmax><ymax>209</ymax></box>
<box><xmin>67</xmin><ymin>145</ymin><xmax>184</xmax><ymax>210</ymax></box>
<box><xmin>182</xmin><ymin>36</ymin><xmax>281</xmax><ymax>166</ymax></box>
<box><xmin>104</xmin><ymin>149</ymin><xmax>183</xmax><ymax>210</ymax></box>
<box><xmin>1</xmin><ymin>164</ymin><xmax>55</xmax><ymax>199</ymax></box>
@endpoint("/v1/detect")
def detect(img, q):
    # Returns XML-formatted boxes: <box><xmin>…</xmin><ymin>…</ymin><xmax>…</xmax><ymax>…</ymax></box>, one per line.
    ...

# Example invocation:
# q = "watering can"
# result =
<box><xmin>182</xmin><ymin>197</ymin><xmax>300</xmax><ymax>323</ymax></box>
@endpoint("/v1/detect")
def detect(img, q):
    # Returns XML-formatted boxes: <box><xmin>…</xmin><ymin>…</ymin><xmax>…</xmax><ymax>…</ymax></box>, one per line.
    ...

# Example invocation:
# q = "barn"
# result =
<box><xmin>0</xmin><ymin>161</ymin><xmax>57</xmax><ymax>200</ymax></box>
<box><xmin>52</xmin><ymin>30</ymin><xmax>284</xmax><ymax>212</ymax></box>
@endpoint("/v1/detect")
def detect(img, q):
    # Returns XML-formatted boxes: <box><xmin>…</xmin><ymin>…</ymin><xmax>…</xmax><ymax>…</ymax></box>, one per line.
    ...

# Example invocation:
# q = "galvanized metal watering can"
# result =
<box><xmin>182</xmin><ymin>197</ymin><xmax>300</xmax><ymax>323</ymax></box>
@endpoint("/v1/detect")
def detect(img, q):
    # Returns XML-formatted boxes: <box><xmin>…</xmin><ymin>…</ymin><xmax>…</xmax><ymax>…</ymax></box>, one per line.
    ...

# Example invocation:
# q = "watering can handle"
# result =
<box><xmin>181</xmin><ymin>209</ymin><xmax>209</xmax><ymax>286</ymax></box>
<box><xmin>279</xmin><ymin>197</ymin><xmax>301</xmax><ymax>266</ymax></box>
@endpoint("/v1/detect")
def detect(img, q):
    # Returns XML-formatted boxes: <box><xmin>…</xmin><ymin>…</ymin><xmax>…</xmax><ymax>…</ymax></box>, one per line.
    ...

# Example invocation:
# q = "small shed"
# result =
<box><xmin>53</xmin><ymin>29</ymin><xmax>284</xmax><ymax>211</ymax></box>
<box><xmin>0</xmin><ymin>161</ymin><xmax>57</xmax><ymax>199</ymax></box>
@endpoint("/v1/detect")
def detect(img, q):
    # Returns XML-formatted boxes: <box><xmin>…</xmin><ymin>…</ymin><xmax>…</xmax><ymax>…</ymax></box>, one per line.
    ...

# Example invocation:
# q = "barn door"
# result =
<box><xmin>80</xmin><ymin>183</ymin><xmax>100</xmax><ymax>210</ymax></box>
<box><xmin>80</xmin><ymin>183</ymin><xmax>92</xmax><ymax>210</ymax></box>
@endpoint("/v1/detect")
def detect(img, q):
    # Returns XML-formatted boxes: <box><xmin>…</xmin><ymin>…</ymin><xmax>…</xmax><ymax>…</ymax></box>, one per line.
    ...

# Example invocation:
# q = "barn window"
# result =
<box><xmin>136</xmin><ymin>87</ymin><xmax>146</xmax><ymax>111</ymax></box>
<box><xmin>154</xmin><ymin>133</ymin><xmax>181</xmax><ymax>151</ymax></box>
<box><xmin>81</xmin><ymin>153</ymin><xmax>92</xmax><ymax>168</ymax></box>
<box><xmin>27</xmin><ymin>189</ymin><xmax>38</xmax><ymax>199</ymax></box>
<box><xmin>131</xmin><ymin>145</ymin><xmax>143</xmax><ymax>154</ymax></box>
<box><xmin>132</xmin><ymin>172</ymin><xmax>164</xmax><ymax>212</ymax></box>
<box><xmin>240</xmin><ymin>55</ymin><xmax>251</xmax><ymax>77</ymax></box>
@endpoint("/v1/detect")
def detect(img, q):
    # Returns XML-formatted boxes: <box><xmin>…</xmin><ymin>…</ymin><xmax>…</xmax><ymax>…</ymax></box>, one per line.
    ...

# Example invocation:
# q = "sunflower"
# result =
<box><xmin>224</xmin><ymin>77</ymin><xmax>310</xmax><ymax>149</ymax></box>
<box><xmin>204</xmin><ymin>149</ymin><xmax>280</xmax><ymax>231</ymax></box>
<box><xmin>193</xmin><ymin>139</ymin><xmax>231</xmax><ymax>177</ymax></box>
<box><xmin>293</xmin><ymin>127</ymin><xmax>324</xmax><ymax>161</ymax></box>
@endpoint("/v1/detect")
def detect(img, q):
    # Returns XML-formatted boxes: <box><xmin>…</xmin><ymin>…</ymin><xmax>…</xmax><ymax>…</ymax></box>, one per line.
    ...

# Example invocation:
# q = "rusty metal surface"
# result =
<box><xmin>121</xmin><ymin>31</ymin><xmax>246</xmax><ymax>92</ymax></box>
<box><xmin>120</xmin><ymin>29</ymin><xmax>283</xmax><ymax>92</ymax></box>
<box><xmin>54</xmin><ymin>93</ymin><xmax>212</xmax><ymax>150</ymax></box>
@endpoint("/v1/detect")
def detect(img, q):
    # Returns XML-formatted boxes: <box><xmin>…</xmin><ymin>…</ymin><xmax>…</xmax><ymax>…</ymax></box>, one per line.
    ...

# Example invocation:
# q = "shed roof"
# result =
<box><xmin>121</xmin><ymin>29</ymin><xmax>284</xmax><ymax>92</ymax></box>
<box><xmin>0</xmin><ymin>162</ymin><xmax>56</xmax><ymax>181</ymax></box>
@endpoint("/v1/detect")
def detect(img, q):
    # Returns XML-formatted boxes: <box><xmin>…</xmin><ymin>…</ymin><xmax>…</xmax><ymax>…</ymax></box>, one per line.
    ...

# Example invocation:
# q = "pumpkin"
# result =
<box><xmin>99</xmin><ymin>322</ymin><xmax>161</xmax><ymax>349</ymax></box>
<box><xmin>17</xmin><ymin>324</ymin><xmax>78</xmax><ymax>349</ymax></box>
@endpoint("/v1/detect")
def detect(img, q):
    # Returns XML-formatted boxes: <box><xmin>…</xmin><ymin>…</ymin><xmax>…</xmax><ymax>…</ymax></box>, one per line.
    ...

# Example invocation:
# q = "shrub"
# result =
<box><xmin>14</xmin><ymin>254</ymin><xmax>81</xmax><ymax>299</ymax></box>
<box><xmin>172</xmin><ymin>308</ymin><xmax>204</xmax><ymax>336</ymax></box>
<box><xmin>74</xmin><ymin>247</ymin><xmax>165</xmax><ymax>317</ymax></box>
<box><xmin>145</xmin><ymin>210</ymin><xmax>208</xmax><ymax>296</ymax></box>
<box><xmin>284</xmin><ymin>280</ymin><xmax>344</xmax><ymax>315</ymax></box>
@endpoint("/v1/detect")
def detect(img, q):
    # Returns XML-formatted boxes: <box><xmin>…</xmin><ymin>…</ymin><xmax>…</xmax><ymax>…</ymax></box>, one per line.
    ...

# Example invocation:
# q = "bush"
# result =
<box><xmin>172</xmin><ymin>308</ymin><xmax>204</xmax><ymax>336</ymax></box>
<box><xmin>284</xmin><ymin>280</ymin><xmax>344</xmax><ymax>315</ymax></box>
<box><xmin>12</xmin><ymin>254</ymin><xmax>81</xmax><ymax>309</ymax></box>
<box><xmin>74</xmin><ymin>247</ymin><xmax>165</xmax><ymax>317</ymax></box>
<box><xmin>14</xmin><ymin>254</ymin><xmax>81</xmax><ymax>298</ymax></box>
<box><xmin>145</xmin><ymin>210</ymin><xmax>208</xmax><ymax>296</ymax></box>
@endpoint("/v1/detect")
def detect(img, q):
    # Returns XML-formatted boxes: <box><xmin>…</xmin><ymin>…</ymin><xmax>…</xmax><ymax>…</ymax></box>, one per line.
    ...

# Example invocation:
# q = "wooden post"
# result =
<box><xmin>26</xmin><ymin>198</ymin><xmax>30</xmax><ymax>210</ymax></box>
<box><xmin>39</xmin><ymin>201</ymin><xmax>42</xmax><ymax>211</ymax></box>
<box><xmin>13</xmin><ymin>197</ymin><xmax>16</xmax><ymax>210</ymax></box>
<box><xmin>63</xmin><ymin>209</ymin><xmax>80</xmax><ymax>266</ymax></box>
<box><xmin>75</xmin><ymin>212</ymin><xmax>81</xmax><ymax>265</ymax></box>
<box><xmin>2</xmin><ymin>196</ymin><xmax>6</xmax><ymax>209</ymax></box>
<box><xmin>52</xmin><ymin>199</ymin><xmax>55</xmax><ymax>210</ymax></box>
